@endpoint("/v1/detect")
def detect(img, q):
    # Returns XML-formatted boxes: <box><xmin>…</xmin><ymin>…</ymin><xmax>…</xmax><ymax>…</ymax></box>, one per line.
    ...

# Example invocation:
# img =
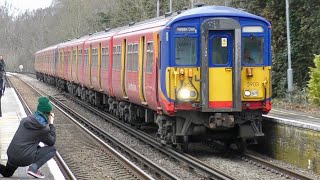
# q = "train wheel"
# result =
<box><xmin>177</xmin><ymin>136</ymin><xmax>189</xmax><ymax>152</ymax></box>
<box><xmin>177</xmin><ymin>143</ymin><xmax>189</xmax><ymax>152</ymax></box>
<box><xmin>236</xmin><ymin>139</ymin><xmax>247</xmax><ymax>152</ymax></box>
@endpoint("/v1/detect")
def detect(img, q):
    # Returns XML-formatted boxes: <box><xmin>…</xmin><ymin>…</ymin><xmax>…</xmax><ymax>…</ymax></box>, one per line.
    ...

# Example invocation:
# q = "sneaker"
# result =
<box><xmin>27</xmin><ymin>166</ymin><xmax>45</xmax><ymax>179</ymax></box>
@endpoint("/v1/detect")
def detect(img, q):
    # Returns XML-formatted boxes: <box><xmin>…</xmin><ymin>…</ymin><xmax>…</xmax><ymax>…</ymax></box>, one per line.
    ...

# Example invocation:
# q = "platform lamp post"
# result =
<box><xmin>157</xmin><ymin>0</ymin><xmax>159</xmax><ymax>17</ymax></box>
<box><xmin>286</xmin><ymin>0</ymin><xmax>293</xmax><ymax>92</ymax></box>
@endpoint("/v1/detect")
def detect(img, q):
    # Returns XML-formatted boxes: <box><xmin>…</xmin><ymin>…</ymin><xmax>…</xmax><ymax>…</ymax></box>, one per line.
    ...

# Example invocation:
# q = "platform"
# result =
<box><xmin>265</xmin><ymin>108</ymin><xmax>320</xmax><ymax>131</ymax></box>
<box><xmin>0</xmin><ymin>87</ymin><xmax>65</xmax><ymax>179</ymax></box>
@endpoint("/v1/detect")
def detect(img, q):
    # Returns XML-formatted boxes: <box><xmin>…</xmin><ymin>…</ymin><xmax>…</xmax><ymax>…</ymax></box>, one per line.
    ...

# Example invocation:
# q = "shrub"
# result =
<box><xmin>308</xmin><ymin>55</ymin><xmax>320</xmax><ymax>105</ymax></box>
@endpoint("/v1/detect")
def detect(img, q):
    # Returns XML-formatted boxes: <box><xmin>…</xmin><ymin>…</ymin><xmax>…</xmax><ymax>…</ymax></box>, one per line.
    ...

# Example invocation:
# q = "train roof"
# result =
<box><xmin>167</xmin><ymin>6</ymin><xmax>270</xmax><ymax>26</ymax></box>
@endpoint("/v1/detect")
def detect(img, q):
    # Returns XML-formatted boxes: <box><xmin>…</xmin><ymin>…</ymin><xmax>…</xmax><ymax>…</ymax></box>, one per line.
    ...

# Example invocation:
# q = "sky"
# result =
<box><xmin>0</xmin><ymin>0</ymin><xmax>52</xmax><ymax>15</ymax></box>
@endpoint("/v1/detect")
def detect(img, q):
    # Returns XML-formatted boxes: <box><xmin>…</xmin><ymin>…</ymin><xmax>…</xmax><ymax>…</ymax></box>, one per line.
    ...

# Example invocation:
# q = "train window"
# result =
<box><xmin>84</xmin><ymin>49</ymin><xmax>89</xmax><ymax>67</ymax></box>
<box><xmin>101</xmin><ymin>47</ymin><xmax>109</xmax><ymax>70</ymax></box>
<box><xmin>78</xmin><ymin>49</ymin><xmax>82</xmax><ymax>67</ymax></box>
<box><xmin>212</xmin><ymin>37</ymin><xmax>228</xmax><ymax>65</ymax></box>
<box><xmin>127</xmin><ymin>44</ymin><xmax>133</xmax><ymax>71</ymax></box>
<box><xmin>117</xmin><ymin>45</ymin><xmax>122</xmax><ymax>69</ymax></box>
<box><xmin>112</xmin><ymin>46</ymin><xmax>116</xmax><ymax>69</ymax></box>
<box><xmin>133</xmin><ymin>44</ymin><xmax>139</xmax><ymax>71</ymax></box>
<box><xmin>73</xmin><ymin>50</ymin><xmax>77</xmax><ymax>66</ymax></box>
<box><xmin>68</xmin><ymin>50</ymin><xmax>71</xmax><ymax>66</ymax></box>
<box><xmin>112</xmin><ymin>45</ymin><xmax>121</xmax><ymax>70</ymax></box>
<box><xmin>175</xmin><ymin>37</ymin><xmax>197</xmax><ymax>65</ymax></box>
<box><xmin>64</xmin><ymin>51</ymin><xmax>67</xmax><ymax>66</ymax></box>
<box><xmin>146</xmin><ymin>42</ymin><xmax>153</xmax><ymax>73</ymax></box>
<box><xmin>92</xmin><ymin>48</ymin><xmax>97</xmax><ymax>68</ymax></box>
<box><xmin>242</xmin><ymin>36</ymin><xmax>264</xmax><ymax>64</ymax></box>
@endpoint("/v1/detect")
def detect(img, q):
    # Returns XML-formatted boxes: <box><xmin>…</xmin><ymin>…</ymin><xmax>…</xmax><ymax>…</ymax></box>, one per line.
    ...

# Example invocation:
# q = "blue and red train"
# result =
<box><xmin>35</xmin><ymin>6</ymin><xmax>272</xmax><ymax>149</ymax></box>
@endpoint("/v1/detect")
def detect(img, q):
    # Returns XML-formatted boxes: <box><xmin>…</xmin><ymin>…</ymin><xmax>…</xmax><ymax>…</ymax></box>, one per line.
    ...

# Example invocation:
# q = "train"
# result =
<box><xmin>35</xmin><ymin>5</ymin><xmax>272</xmax><ymax>151</ymax></box>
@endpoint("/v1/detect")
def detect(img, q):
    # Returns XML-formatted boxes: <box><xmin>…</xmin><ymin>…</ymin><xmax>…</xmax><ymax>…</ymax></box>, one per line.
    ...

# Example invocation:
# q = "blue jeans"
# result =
<box><xmin>34</xmin><ymin>146</ymin><xmax>56</xmax><ymax>168</ymax></box>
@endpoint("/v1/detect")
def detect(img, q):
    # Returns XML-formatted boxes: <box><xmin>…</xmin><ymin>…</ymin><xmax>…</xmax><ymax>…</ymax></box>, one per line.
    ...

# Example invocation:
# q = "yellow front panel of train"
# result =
<box><xmin>208</xmin><ymin>67</ymin><xmax>233</xmax><ymax>108</ymax></box>
<box><xmin>241</xmin><ymin>66</ymin><xmax>271</xmax><ymax>101</ymax></box>
<box><xmin>165</xmin><ymin>67</ymin><xmax>200</xmax><ymax>102</ymax></box>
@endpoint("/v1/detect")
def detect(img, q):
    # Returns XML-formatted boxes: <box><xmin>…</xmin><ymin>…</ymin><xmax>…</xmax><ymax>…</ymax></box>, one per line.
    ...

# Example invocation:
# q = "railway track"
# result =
<box><xmin>241</xmin><ymin>153</ymin><xmax>313</xmax><ymax>180</ymax></box>
<box><xmin>8</xmin><ymin>74</ymin><xmax>158</xmax><ymax>180</ymax></box>
<box><xmin>60</xmin><ymin>91</ymin><xmax>236</xmax><ymax>180</ymax></box>
<box><xmin>64</xmin><ymin>91</ymin><xmax>313</xmax><ymax>180</ymax></box>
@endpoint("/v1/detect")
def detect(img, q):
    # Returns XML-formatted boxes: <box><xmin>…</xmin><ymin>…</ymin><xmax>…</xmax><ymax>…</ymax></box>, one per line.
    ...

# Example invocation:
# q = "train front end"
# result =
<box><xmin>158</xmin><ymin>6</ymin><xmax>271</xmax><ymax>148</ymax></box>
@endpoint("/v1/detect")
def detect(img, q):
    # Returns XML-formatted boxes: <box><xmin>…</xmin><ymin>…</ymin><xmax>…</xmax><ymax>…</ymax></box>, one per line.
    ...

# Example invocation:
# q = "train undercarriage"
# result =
<box><xmin>37</xmin><ymin>73</ymin><xmax>264</xmax><ymax>152</ymax></box>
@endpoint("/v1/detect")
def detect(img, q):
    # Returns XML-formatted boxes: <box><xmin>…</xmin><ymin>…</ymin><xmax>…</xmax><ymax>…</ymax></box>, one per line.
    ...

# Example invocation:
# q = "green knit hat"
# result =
<box><xmin>37</xmin><ymin>96</ymin><xmax>53</xmax><ymax>113</ymax></box>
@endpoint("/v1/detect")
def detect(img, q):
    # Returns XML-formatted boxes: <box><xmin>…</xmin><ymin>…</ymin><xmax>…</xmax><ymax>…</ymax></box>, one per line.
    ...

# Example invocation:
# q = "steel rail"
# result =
<box><xmin>50</xmin><ymin>95</ymin><xmax>177</xmax><ymax>180</ymax></box>
<box><xmin>242</xmin><ymin>153</ymin><xmax>313</xmax><ymax>180</ymax></box>
<box><xmin>63</xmin><ymin>92</ymin><xmax>235</xmax><ymax>180</ymax></box>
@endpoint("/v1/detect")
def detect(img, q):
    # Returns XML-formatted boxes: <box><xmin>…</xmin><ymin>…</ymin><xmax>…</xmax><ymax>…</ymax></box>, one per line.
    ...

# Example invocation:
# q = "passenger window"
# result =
<box><xmin>92</xmin><ymin>49</ymin><xmax>98</xmax><ymax>68</ymax></box>
<box><xmin>175</xmin><ymin>37</ymin><xmax>197</xmax><ymax>65</ymax></box>
<box><xmin>146</xmin><ymin>42</ymin><xmax>153</xmax><ymax>73</ymax></box>
<box><xmin>72</xmin><ymin>50</ymin><xmax>76</xmax><ymax>66</ymax></box>
<box><xmin>242</xmin><ymin>36</ymin><xmax>264</xmax><ymax>65</ymax></box>
<box><xmin>127</xmin><ymin>44</ymin><xmax>133</xmax><ymax>71</ymax></box>
<box><xmin>84</xmin><ymin>49</ymin><xmax>89</xmax><ymax>67</ymax></box>
<box><xmin>113</xmin><ymin>46</ymin><xmax>121</xmax><ymax>70</ymax></box>
<box><xmin>78</xmin><ymin>49</ymin><xmax>82</xmax><ymax>67</ymax></box>
<box><xmin>133</xmin><ymin>44</ymin><xmax>139</xmax><ymax>71</ymax></box>
<box><xmin>212</xmin><ymin>37</ymin><xmax>228</xmax><ymax>65</ymax></box>
<box><xmin>112</xmin><ymin>47</ymin><xmax>116</xmax><ymax>69</ymax></box>
<box><xmin>68</xmin><ymin>50</ymin><xmax>71</xmax><ymax>65</ymax></box>
<box><xmin>101</xmin><ymin>47</ymin><xmax>109</xmax><ymax>70</ymax></box>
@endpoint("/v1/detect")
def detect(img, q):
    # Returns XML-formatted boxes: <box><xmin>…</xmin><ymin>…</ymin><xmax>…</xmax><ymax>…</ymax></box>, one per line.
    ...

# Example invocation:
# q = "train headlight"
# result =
<box><xmin>179</xmin><ymin>88</ymin><xmax>191</xmax><ymax>99</ymax></box>
<box><xmin>244</xmin><ymin>90</ymin><xmax>251</xmax><ymax>97</ymax></box>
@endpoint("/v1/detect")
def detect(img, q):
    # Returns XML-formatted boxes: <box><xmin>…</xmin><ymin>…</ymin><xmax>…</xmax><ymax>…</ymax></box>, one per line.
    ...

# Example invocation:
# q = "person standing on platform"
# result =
<box><xmin>0</xmin><ymin>55</ymin><xmax>6</xmax><ymax>96</ymax></box>
<box><xmin>0</xmin><ymin>55</ymin><xmax>6</xmax><ymax>72</ymax></box>
<box><xmin>0</xmin><ymin>96</ymin><xmax>56</xmax><ymax>179</ymax></box>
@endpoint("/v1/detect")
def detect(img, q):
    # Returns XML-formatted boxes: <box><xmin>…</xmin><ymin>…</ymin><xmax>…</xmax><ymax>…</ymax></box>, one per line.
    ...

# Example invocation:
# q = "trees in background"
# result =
<box><xmin>0</xmin><ymin>0</ymin><xmax>228</xmax><ymax>73</ymax></box>
<box><xmin>0</xmin><ymin>0</ymin><xmax>318</xmax><ymax>99</ymax></box>
<box><xmin>231</xmin><ymin>0</ymin><xmax>320</xmax><ymax>99</ymax></box>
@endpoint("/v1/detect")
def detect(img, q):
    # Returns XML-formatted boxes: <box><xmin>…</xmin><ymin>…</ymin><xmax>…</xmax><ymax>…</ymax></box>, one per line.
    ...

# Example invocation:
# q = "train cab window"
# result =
<box><xmin>101</xmin><ymin>47</ymin><xmax>109</xmax><ymax>70</ymax></box>
<box><xmin>78</xmin><ymin>49</ymin><xmax>82</xmax><ymax>67</ymax></box>
<box><xmin>175</xmin><ymin>37</ymin><xmax>197</xmax><ymax>65</ymax></box>
<box><xmin>146</xmin><ymin>42</ymin><xmax>153</xmax><ymax>73</ymax></box>
<box><xmin>212</xmin><ymin>37</ymin><xmax>228</xmax><ymax>64</ymax></box>
<box><xmin>242</xmin><ymin>36</ymin><xmax>264</xmax><ymax>65</ymax></box>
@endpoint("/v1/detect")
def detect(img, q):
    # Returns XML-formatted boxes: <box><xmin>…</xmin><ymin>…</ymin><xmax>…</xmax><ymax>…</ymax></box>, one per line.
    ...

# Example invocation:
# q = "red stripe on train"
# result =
<box><xmin>209</xmin><ymin>101</ymin><xmax>232</xmax><ymax>108</ymax></box>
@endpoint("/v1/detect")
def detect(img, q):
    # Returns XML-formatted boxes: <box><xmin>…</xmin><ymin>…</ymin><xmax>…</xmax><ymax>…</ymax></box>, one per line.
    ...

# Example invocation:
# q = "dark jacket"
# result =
<box><xmin>0</xmin><ymin>59</ymin><xmax>5</xmax><ymax>71</ymax></box>
<box><xmin>7</xmin><ymin>112</ymin><xmax>56</xmax><ymax>167</ymax></box>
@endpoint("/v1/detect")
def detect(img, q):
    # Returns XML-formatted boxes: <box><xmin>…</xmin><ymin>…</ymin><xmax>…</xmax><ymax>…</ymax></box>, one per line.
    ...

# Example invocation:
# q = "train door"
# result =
<box><xmin>201</xmin><ymin>18</ymin><xmax>241</xmax><ymax>112</ymax></box>
<box><xmin>139</xmin><ymin>36</ymin><xmax>147</xmax><ymax>103</ymax></box>
<box><xmin>121</xmin><ymin>39</ymin><xmax>128</xmax><ymax>98</ymax></box>
<box><xmin>208</xmin><ymin>31</ymin><xmax>233</xmax><ymax>108</ymax></box>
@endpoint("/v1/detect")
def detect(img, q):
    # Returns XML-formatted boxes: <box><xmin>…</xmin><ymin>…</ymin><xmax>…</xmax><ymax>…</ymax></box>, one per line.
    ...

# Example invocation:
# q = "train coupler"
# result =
<box><xmin>208</xmin><ymin>113</ymin><xmax>234</xmax><ymax>129</ymax></box>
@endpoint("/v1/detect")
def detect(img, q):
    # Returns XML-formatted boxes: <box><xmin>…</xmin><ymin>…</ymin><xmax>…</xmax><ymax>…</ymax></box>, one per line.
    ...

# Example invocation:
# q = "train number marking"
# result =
<box><xmin>247</xmin><ymin>82</ymin><xmax>259</xmax><ymax>87</ymax></box>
